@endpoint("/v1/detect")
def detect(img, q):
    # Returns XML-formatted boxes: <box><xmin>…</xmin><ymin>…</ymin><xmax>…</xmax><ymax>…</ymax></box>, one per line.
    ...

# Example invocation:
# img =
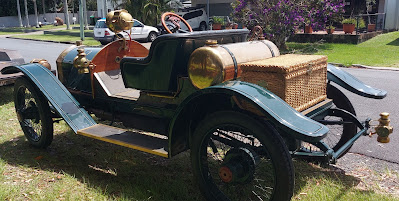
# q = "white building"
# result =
<box><xmin>96</xmin><ymin>0</ymin><xmax>123</xmax><ymax>18</ymax></box>
<box><xmin>380</xmin><ymin>0</ymin><xmax>399</xmax><ymax>30</ymax></box>
<box><xmin>191</xmin><ymin>0</ymin><xmax>233</xmax><ymax>16</ymax></box>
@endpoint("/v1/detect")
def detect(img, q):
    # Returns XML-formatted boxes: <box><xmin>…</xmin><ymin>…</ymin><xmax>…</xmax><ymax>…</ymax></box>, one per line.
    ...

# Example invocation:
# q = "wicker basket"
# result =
<box><xmin>241</xmin><ymin>54</ymin><xmax>328</xmax><ymax>111</ymax></box>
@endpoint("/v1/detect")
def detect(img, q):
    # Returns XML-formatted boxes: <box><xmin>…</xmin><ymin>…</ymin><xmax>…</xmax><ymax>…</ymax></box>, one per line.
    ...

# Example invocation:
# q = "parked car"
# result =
<box><xmin>94</xmin><ymin>18</ymin><xmax>159</xmax><ymax>45</ymax></box>
<box><xmin>176</xmin><ymin>7</ymin><xmax>208</xmax><ymax>31</ymax></box>
<box><xmin>1</xmin><ymin>10</ymin><xmax>393</xmax><ymax>201</ymax></box>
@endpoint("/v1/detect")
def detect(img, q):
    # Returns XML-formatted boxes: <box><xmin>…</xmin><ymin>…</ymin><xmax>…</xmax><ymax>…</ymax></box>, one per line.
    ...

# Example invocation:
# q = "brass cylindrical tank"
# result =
<box><xmin>188</xmin><ymin>40</ymin><xmax>280</xmax><ymax>89</ymax></box>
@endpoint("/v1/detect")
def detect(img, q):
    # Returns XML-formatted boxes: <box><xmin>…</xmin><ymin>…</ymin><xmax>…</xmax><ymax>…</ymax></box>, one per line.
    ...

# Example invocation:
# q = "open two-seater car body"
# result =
<box><xmin>1</xmin><ymin>12</ymin><xmax>393</xmax><ymax>201</ymax></box>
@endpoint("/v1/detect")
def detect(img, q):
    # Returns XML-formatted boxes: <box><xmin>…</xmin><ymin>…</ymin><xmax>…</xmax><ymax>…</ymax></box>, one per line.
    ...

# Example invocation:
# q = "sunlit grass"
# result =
<box><xmin>287</xmin><ymin>31</ymin><xmax>399</xmax><ymax>67</ymax></box>
<box><xmin>10</xmin><ymin>34</ymin><xmax>101</xmax><ymax>46</ymax></box>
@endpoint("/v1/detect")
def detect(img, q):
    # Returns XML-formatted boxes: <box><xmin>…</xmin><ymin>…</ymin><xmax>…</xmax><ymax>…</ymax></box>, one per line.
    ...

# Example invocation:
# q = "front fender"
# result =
<box><xmin>1</xmin><ymin>64</ymin><xmax>96</xmax><ymax>133</ymax></box>
<box><xmin>327</xmin><ymin>64</ymin><xmax>387</xmax><ymax>99</ymax></box>
<box><xmin>170</xmin><ymin>81</ymin><xmax>329</xmax><ymax>145</ymax></box>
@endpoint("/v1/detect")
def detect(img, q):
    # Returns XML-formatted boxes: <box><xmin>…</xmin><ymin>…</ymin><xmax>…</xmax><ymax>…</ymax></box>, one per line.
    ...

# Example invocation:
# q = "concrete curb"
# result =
<box><xmin>329</xmin><ymin>62</ymin><xmax>399</xmax><ymax>71</ymax></box>
<box><xmin>350</xmin><ymin>64</ymin><xmax>399</xmax><ymax>71</ymax></box>
<box><xmin>6</xmin><ymin>36</ymin><xmax>75</xmax><ymax>44</ymax></box>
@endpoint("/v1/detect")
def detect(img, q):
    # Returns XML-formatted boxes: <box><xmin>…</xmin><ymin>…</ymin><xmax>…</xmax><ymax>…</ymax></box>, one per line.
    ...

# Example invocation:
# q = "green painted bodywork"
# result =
<box><xmin>120</xmin><ymin>30</ymin><xmax>250</xmax><ymax>93</ymax></box>
<box><xmin>3</xmin><ymin>30</ymin><xmax>385</xmax><ymax>159</ymax></box>
<box><xmin>169</xmin><ymin>81</ymin><xmax>329</xmax><ymax>146</ymax></box>
<box><xmin>327</xmin><ymin>64</ymin><xmax>387</xmax><ymax>99</ymax></box>
<box><xmin>121</xmin><ymin>40</ymin><xmax>180</xmax><ymax>92</ymax></box>
<box><xmin>1</xmin><ymin>63</ymin><xmax>96</xmax><ymax>133</ymax></box>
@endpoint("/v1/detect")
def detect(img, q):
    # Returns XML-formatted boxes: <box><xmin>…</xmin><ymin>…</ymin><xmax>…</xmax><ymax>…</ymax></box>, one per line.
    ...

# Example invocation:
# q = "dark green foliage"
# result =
<box><xmin>116</xmin><ymin>0</ymin><xmax>173</xmax><ymax>26</ymax></box>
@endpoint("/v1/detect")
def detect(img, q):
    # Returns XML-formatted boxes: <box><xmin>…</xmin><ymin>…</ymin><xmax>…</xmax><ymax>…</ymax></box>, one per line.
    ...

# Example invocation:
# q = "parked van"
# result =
<box><xmin>176</xmin><ymin>7</ymin><xmax>208</xmax><ymax>31</ymax></box>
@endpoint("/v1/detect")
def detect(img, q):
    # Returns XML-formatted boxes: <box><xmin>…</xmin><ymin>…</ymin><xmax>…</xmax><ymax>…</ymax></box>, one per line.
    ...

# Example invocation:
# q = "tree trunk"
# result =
<box><xmin>42</xmin><ymin>0</ymin><xmax>46</xmax><ymax>22</ymax></box>
<box><xmin>64</xmin><ymin>0</ymin><xmax>70</xmax><ymax>29</ymax></box>
<box><xmin>54</xmin><ymin>0</ymin><xmax>57</xmax><ymax>17</ymax></box>
<box><xmin>23</xmin><ymin>0</ymin><xmax>30</xmax><ymax>27</ymax></box>
<box><xmin>33</xmin><ymin>0</ymin><xmax>39</xmax><ymax>27</ymax></box>
<box><xmin>16</xmin><ymin>0</ymin><xmax>23</xmax><ymax>27</ymax></box>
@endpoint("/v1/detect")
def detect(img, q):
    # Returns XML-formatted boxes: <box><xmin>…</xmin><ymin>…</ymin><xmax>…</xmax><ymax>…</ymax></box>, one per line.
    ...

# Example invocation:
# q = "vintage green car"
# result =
<box><xmin>1</xmin><ymin>11</ymin><xmax>393</xmax><ymax>201</ymax></box>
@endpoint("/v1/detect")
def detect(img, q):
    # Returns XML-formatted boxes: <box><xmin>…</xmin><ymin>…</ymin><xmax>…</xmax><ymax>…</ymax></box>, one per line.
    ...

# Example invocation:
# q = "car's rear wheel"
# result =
<box><xmin>14</xmin><ymin>77</ymin><xmax>53</xmax><ymax>148</ymax></box>
<box><xmin>191</xmin><ymin>111</ymin><xmax>294</xmax><ymax>201</ymax></box>
<box><xmin>147</xmin><ymin>31</ymin><xmax>157</xmax><ymax>42</ymax></box>
<box><xmin>199</xmin><ymin>22</ymin><xmax>207</xmax><ymax>31</ymax></box>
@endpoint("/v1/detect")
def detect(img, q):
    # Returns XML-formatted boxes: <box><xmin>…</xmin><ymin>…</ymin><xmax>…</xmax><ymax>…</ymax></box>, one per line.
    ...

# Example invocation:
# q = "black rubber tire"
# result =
<box><xmin>14</xmin><ymin>77</ymin><xmax>53</xmax><ymax>148</ymax></box>
<box><xmin>325</xmin><ymin>84</ymin><xmax>357</xmax><ymax>153</ymax></box>
<box><xmin>191</xmin><ymin>111</ymin><xmax>294</xmax><ymax>201</ymax></box>
<box><xmin>199</xmin><ymin>22</ymin><xmax>207</xmax><ymax>31</ymax></box>
<box><xmin>147</xmin><ymin>31</ymin><xmax>157</xmax><ymax>42</ymax></box>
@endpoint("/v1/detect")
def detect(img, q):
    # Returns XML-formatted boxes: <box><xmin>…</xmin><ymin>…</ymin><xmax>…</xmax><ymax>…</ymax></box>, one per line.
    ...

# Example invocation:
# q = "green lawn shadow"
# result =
<box><xmin>0</xmin><ymin>127</ymin><xmax>380</xmax><ymax>201</ymax></box>
<box><xmin>0</xmin><ymin>131</ymin><xmax>203</xmax><ymax>201</ymax></box>
<box><xmin>387</xmin><ymin>38</ymin><xmax>399</xmax><ymax>46</ymax></box>
<box><xmin>0</xmin><ymin>85</ymin><xmax>14</xmax><ymax>106</ymax></box>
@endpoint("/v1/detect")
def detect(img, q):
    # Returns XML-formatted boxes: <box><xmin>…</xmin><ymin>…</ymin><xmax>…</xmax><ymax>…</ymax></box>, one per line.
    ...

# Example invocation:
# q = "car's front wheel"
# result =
<box><xmin>14</xmin><ymin>77</ymin><xmax>53</xmax><ymax>148</ymax></box>
<box><xmin>147</xmin><ymin>31</ymin><xmax>157</xmax><ymax>42</ymax></box>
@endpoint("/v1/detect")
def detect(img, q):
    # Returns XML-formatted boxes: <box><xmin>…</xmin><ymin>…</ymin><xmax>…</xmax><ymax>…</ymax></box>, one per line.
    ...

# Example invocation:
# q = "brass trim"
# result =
<box><xmin>56</xmin><ymin>45</ymin><xmax>79</xmax><ymax>84</ymax></box>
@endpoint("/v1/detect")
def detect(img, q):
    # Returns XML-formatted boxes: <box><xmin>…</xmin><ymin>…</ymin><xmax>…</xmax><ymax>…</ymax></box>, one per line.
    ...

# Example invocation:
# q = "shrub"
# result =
<box><xmin>232</xmin><ymin>0</ymin><xmax>344</xmax><ymax>50</ymax></box>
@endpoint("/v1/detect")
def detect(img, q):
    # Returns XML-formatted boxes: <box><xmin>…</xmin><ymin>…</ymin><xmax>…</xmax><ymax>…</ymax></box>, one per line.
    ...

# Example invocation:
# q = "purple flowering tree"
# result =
<box><xmin>232</xmin><ymin>0</ymin><xmax>344</xmax><ymax>50</ymax></box>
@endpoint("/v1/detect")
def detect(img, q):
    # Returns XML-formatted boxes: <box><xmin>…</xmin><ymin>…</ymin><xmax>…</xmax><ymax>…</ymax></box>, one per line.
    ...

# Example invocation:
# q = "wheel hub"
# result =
<box><xmin>218</xmin><ymin>148</ymin><xmax>258</xmax><ymax>184</ymax></box>
<box><xmin>218</xmin><ymin>166</ymin><xmax>233</xmax><ymax>183</ymax></box>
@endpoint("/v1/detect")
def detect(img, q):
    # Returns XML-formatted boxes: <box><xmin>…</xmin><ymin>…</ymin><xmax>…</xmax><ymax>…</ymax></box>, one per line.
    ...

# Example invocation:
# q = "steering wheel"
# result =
<box><xmin>161</xmin><ymin>12</ymin><xmax>193</xmax><ymax>34</ymax></box>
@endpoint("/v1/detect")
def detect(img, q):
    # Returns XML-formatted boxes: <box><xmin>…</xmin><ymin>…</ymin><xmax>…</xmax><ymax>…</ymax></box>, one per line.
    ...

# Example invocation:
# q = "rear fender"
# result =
<box><xmin>327</xmin><ymin>64</ymin><xmax>387</xmax><ymax>99</ymax></box>
<box><xmin>168</xmin><ymin>81</ymin><xmax>329</xmax><ymax>156</ymax></box>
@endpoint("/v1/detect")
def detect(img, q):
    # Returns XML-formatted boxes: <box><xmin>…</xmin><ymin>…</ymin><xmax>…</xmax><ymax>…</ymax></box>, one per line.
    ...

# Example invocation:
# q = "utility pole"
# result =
<box><xmin>82</xmin><ymin>0</ymin><xmax>88</xmax><ymax>29</ymax></box>
<box><xmin>33</xmin><ymin>0</ymin><xmax>39</xmax><ymax>27</ymax></box>
<box><xmin>16</xmin><ymin>0</ymin><xmax>23</xmax><ymax>27</ymax></box>
<box><xmin>103</xmin><ymin>0</ymin><xmax>107</xmax><ymax>18</ymax></box>
<box><xmin>64</xmin><ymin>0</ymin><xmax>70</xmax><ymax>29</ymax></box>
<box><xmin>23</xmin><ymin>0</ymin><xmax>30</xmax><ymax>27</ymax></box>
<box><xmin>79</xmin><ymin>0</ymin><xmax>85</xmax><ymax>40</ymax></box>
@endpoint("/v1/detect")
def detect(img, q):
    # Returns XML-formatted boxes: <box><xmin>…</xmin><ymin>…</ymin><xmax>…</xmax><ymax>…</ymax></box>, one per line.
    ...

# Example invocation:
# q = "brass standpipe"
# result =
<box><xmin>371</xmin><ymin>112</ymin><xmax>393</xmax><ymax>143</ymax></box>
<box><xmin>30</xmin><ymin>59</ymin><xmax>51</xmax><ymax>71</ymax></box>
<box><xmin>73</xmin><ymin>48</ymin><xmax>90</xmax><ymax>74</ymax></box>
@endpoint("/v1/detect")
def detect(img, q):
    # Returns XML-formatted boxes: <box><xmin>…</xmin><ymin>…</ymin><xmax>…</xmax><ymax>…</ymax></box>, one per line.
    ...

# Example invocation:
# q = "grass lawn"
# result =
<box><xmin>12</xmin><ymin>33</ymin><xmax>101</xmax><ymax>46</ymax></box>
<box><xmin>0</xmin><ymin>85</ymin><xmax>398</xmax><ymax>200</ymax></box>
<box><xmin>287</xmin><ymin>31</ymin><xmax>399</xmax><ymax>67</ymax></box>
<box><xmin>0</xmin><ymin>24</ymin><xmax>79</xmax><ymax>32</ymax></box>
<box><xmin>2</xmin><ymin>25</ymin><xmax>100</xmax><ymax>46</ymax></box>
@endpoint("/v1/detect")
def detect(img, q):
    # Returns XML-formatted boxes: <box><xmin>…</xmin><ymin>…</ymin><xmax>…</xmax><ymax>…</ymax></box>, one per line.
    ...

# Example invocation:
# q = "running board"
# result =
<box><xmin>77</xmin><ymin>124</ymin><xmax>169</xmax><ymax>158</ymax></box>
